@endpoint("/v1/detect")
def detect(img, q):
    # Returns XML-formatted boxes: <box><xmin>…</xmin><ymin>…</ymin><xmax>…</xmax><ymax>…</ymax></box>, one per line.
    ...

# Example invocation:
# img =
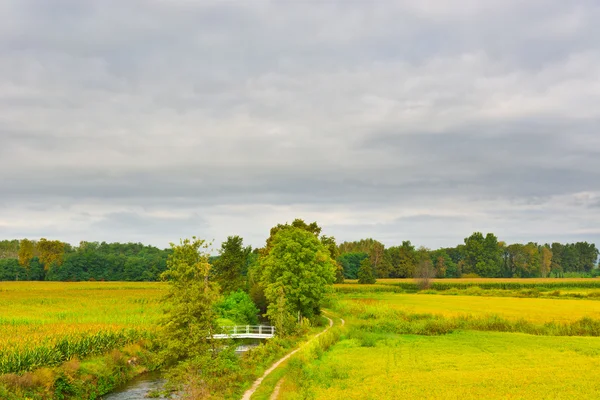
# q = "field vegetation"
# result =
<box><xmin>271</xmin><ymin>287</ymin><xmax>600</xmax><ymax>399</ymax></box>
<box><xmin>0</xmin><ymin>225</ymin><xmax>598</xmax><ymax>399</ymax></box>
<box><xmin>0</xmin><ymin>282</ymin><xmax>164</xmax><ymax>375</ymax></box>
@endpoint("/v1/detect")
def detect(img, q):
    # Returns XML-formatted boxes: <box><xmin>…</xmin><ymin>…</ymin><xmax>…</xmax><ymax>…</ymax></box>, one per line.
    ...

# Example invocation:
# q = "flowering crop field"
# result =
<box><xmin>0</xmin><ymin>282</ymin><xmax>165</xmax><ymax>374</ymax></box>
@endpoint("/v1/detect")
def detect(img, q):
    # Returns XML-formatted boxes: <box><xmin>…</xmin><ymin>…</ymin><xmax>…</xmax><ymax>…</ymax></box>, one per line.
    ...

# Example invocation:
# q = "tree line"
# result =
<box><xmin>338</xmin><ymin>233</ymin><xmax>599</xmax><ymax>280</ymax></box>
<box><xmin>0</xmin><ymin>231</ymin><xmax>598</xmax><ymax>282</ymax></box>
<box><xmin>0</xmin><ymin>239</ymin><xmax>170</xmax><ymax>281</ymax></box>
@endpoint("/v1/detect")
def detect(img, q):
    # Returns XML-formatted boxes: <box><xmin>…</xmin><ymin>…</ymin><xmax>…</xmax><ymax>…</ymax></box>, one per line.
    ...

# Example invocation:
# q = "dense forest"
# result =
<box><xmin>0</xmin><ymin>230</ymin><xmax>598</xmax><ymax>282</ymax></box>
<box><xmin>0</xmin><ymin>239</ymin><xmax>170</xmax><ymax>281</ymax></box>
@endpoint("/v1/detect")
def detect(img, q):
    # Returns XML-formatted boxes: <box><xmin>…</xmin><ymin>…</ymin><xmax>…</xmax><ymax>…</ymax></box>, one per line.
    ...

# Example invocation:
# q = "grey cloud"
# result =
<box><xmin>92</xmin><ymin>212</ymin><xmax>207</xmax><ymax>235</ymax></box>
<box><xmin>1</xmin><ymin>0</ymin><xmax>599</xmax><ymax>248</ymax></box>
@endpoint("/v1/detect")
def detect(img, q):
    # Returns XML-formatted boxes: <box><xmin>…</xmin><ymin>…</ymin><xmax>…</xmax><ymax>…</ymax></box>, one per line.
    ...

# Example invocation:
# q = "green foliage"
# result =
<box><xmin>211</xmin><ymin>236</ymin><xmax>252</xmax><ymax>294</ymax></box>
<box><xmin>338</xmin><ymin>238</ymin><xmax>391</xmax><ymax>278</ymax></box>
<box><xmin>260</xmin><ymin>227</ymin><xmax>336</xmax><ymax>333</ymax></box>
<box><xmin>386</xmin><ymin>241</ymin><xmax>417</xmax><ymax>278</ymax></box>
<box><xmin>463</xmin><ymin>232</ymin><xmax>502</xmax><ymax>277</ymax></box>
<box><xmin>357</xmin><ymin>258</ymin><xmax>376</xmax><ymax>284</ymax></box>
<box><xmin>262</xmin><ymin>218</ymin><xmax>322</xmax><ymax>257</ymax></box>
<box><xmin>159</xmin><ymin>238</ymin><xmax>221</xmax><ymax>366</ymax></box>
<box><xmin>337</xmin><ymin>252</ymin><xmax>368</xmax><ymax>279</ymax></box>
<box><xmin>215</xmin><ymin>290</ymin><xmax>260</xmax><ymax>325</ymax></box>
<box><xmin>45</xmin><ymin>242</ymin><xmax>169</xmax><ymax>282</ymax></box>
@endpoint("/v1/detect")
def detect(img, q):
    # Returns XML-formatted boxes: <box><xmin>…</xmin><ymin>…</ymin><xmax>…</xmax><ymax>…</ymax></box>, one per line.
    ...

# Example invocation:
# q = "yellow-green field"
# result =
<box><xmin>0</xmin><ymin>282</ymin><xmax>166</xmax><ymax>374</ymax></box>
<box><xmin>280</xmin><ymin>331</ymin><xmax>600</xmax><ymax>399</ymax></box>
<box><xmin>345</xmin><ymin>292</ymin><xmax>600</xmax><ymax>323</ymax></box>
<box><xmin>343</xmin><ymin>278</ymin><xmax>600</xmax><ymax>285</ymax></box>
<box><xmin>5</xmin><ymin>280</ymin><xmax>600</xmax><ymax>399</ymax></box>
<box><xmin>274</xmin><ymin>284</ymin><xmax>600</xmax><ymax>400</ymax></box>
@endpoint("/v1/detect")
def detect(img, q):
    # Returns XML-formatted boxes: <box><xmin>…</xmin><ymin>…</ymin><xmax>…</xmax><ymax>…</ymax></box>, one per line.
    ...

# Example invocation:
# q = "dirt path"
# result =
<box><xmin>241</xmin><ymin>315</ymin><xmax>339</xmax><ymax>400</ymax></box>
<box><xmin>267</xmin><ymin>317</ymin><xmax>345</xmax><ymax>400</ymax></box>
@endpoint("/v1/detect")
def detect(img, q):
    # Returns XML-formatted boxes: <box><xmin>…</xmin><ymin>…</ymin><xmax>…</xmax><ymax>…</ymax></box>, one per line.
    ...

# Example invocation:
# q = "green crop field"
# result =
<box><xmin>275</xmin><ymin>282</ymin><xmax>600</xmax><ymax>400</ymax></box>
<box><xmin>0</xmin><ymin>282</ymin><xmax>165</xmax><ymax>374</ymax></box>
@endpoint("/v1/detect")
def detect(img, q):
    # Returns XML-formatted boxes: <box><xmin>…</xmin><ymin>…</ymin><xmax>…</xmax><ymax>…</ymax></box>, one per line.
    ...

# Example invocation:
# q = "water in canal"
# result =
<box><xmin>101</xmin><ymin>371</ymin><xmax>168</xmax><ymax>400</ymax></box>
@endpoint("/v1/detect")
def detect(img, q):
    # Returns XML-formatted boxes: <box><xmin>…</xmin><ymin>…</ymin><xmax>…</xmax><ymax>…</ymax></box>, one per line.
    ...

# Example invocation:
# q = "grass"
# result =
<box><xmin>281</xmin><ymin>331</ymin><xmax>600</xmax><ymax>399</ymax></box>
<box><xmin>276</xmin><ymin>285</ymin><xmax>600</xmax><ymax>399</ymax></box>
<box><xmin>0</xmin><ymin>282</ymin><xmax>165</xmax><ymax>374</ymax></box>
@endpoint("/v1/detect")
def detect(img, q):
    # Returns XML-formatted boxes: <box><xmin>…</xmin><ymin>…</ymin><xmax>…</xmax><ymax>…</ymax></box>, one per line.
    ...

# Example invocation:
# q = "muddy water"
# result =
<box><xmin>102</xmin><ymin>371</ymin><xmax>168</xmax><ymax>400</ymax></box>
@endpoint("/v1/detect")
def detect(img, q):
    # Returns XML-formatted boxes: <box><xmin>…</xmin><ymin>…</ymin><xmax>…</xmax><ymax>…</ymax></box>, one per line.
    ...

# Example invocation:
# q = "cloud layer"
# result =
<box><xmin>1</xmin><ymin>0</ymin><xmax>599</xmax><ymax>249</ymax></box>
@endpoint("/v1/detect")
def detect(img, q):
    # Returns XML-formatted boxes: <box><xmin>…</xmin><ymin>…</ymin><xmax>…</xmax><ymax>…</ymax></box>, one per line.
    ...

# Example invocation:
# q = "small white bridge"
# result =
<box><xmin>213</xmin><ymin>325</ymin><xmax>275</xmax><ymax>339</ymax></box>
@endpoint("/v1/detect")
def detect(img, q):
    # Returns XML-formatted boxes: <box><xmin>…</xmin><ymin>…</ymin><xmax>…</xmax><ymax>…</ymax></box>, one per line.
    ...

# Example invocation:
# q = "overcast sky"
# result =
<box><xmin>1</xmin><ymin>0</ymin><xmax>599</xmax><ymax>250</ymax></box>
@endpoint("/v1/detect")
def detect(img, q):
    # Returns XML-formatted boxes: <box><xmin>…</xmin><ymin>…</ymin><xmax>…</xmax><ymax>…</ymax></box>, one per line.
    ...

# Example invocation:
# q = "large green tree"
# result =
<box><xmin>159</xmin><ymin>238</ymin><xmax>221</xmax><ymax>365</ymax></box>
<box><xmin>463</xmin><ymin>232</ymin><xmax>502</xmax><ymax>277</ymax></box>
<box><xmin>259</xmin><ymin>227</ymin><xmax>336</xmax><ymax>334</ymax></box>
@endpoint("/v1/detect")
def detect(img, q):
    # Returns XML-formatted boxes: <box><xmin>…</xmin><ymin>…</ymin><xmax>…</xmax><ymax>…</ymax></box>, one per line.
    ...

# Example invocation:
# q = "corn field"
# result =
<box><xmin>0</xmin><ymin>282</ymin><xmax>165</xmax><ymax>374</ymax></box>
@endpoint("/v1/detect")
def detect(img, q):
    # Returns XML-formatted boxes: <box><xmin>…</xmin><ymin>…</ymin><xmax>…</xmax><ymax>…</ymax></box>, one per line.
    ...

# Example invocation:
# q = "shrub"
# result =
<box><xmin>215</xmin><ymin>290</ymin><xmax>260</xmax><ymax>325</ymax></box>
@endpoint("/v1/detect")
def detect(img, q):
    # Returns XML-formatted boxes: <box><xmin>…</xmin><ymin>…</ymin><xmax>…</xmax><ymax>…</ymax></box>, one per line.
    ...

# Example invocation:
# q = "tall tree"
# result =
<box><xmin>357</xmin><ymin>257</ymin><xmax>376</xmax><ymax>284</ymax></box>
<box><xmin>463</xmin><ymin>232</ymin><xmax>502</xmax><ymax>277</ymax></box>
<box><xmin>540</xmin><ymin>245</ymin><xmax>552</xmax><ymax>278</ymax></box>
<box><xmin>387</xmin><ymin>241</ymin><xmax>417</xmax><ymax>278</ymax></box>
<box><xmin>159</xmin><ymin>237</ymin><xmax>221</xmax><ymax>365</ymax></box>
<box><xmin>18</xmin><ymin>239</ymin><xmax>35</xmax><ymax>269</ymax></box>
<box><xmin>260</xmin><ymin>227</ymin><xmax>336</xmax><ymax>333</ymax></box>
<box><xmin>262</xmin><ymin>218</ymin><xmax>321</xmax><ymax>256</ymax></box>
<box><xmin>211</xmin><ymin>236</ymin><xmax>251</xmax><ymax>294</ymax></box>
<box><xmin>415</xmin><ymin>247</ymin><xmax>435</xmax><ymax>289</ymax></box>
<box><xmin>37</xmin><ymin>238</ymin><xmax>65</xmax><ymax>271</ymax></box>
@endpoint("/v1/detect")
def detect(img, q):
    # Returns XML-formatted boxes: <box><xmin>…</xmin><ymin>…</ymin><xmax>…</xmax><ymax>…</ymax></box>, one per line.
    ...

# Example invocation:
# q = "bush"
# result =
<box><xmin>215</xmin><ymin>290</ymin><xmax>260</xmax><ymax>325</ymax></box>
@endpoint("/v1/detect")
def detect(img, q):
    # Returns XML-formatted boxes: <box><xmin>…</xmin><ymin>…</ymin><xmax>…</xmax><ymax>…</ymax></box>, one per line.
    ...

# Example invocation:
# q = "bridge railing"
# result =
<box><xmin>217</xmin><ymin>325</ymin><xmax>275</xmax><ymax>336</ymax></box>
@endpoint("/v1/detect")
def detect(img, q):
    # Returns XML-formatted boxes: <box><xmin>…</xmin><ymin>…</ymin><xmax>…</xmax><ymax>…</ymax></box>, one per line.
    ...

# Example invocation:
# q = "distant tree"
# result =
<box><xmin>357</xmin><ymin>257</ymin><xmax>376</xmax><ymax>284</ymax></box>
<box><xmin>18</xmin><ymin>239</ymin><xmax>35</xmax><ymax>270</ymax></box>
<box><xmin>337</xmin><ymin>252</ymin><xmax>368</xmax><ymax>279</ymax></box>
<box><xmin>540</xmin><ymin>245</ymin><xmax>552</xmax><ymax>278</ymax></box>
<box><xmin>338</xmin><ymin>238</ymin><xmax>390</xmax><ymax>278</ymax></box>
<box><xmin>0</xmin><ymin>259</ymin><xmax>21</xmax><ymax>280</ymax></box>
<box><xmin>575</xmin><ymin>242</ymin><xmax>599</xmax><ymax>273</ymax></box>
<box><xmin>415</xmin><ymin>248</ymin><xmax>435</xmax><ymax>289</ymax></box>
<box><xmin>37</xmin><ymin>238</ymin><xmax>65</xmax><ymax>271</ymax></box>
<box><xmin>463</xmin><ymin>233</ymin><xmax>502</xmax><ymax>277</ymax></box>
<box><xmin>430</xmin><ymin>249</ymin><xmax>455</xmax><ymax>278</ymax></box>
<box><xmin>387</xmin><ymin>241</ymin><xmax>417</xmax><ymax>278</ymax></box>
<box><xmin>211</xmin><ymin>236</ymin><xmax>252</xmax><ymax>294</ymax></box>
<box><xmin>0</xmin><ymin>240</ymin><xmax>19</xmax><ymax>259</ymax></box>
<box><xmin>259</xmin><ymin>227</ymin><xmax>336</xmax><ymax>333</ymax></box>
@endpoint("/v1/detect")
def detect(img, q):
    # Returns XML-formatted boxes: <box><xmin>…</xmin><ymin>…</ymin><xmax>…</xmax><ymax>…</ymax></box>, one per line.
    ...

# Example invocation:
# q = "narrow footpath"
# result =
<box><xmin>241</xmin><ymin>314</ymin><xmax>344</xmax><ymax>400</ymax></box>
